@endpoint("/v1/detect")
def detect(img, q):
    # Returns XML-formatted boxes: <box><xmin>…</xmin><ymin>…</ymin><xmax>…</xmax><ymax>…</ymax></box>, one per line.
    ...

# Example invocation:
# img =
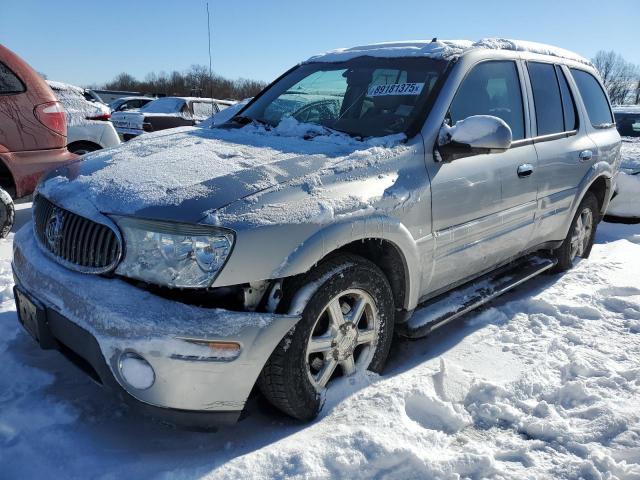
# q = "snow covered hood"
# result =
<box><xmin>307</xmin><ymin>38</ymin><xmax>592</xmax><ymax>66</ymax></box>
<box><xmin>38</xmin><ymin>123</ymin><xmax>401</xmax><ymax>223</ymax></box>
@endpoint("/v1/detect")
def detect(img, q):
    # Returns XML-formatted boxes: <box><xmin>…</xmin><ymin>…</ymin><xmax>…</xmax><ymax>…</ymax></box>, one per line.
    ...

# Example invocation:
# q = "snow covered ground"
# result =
<box><xmin>0</xmin><ymin>211</ymin><xmax>639</xmax><ymax>478</ymax></box>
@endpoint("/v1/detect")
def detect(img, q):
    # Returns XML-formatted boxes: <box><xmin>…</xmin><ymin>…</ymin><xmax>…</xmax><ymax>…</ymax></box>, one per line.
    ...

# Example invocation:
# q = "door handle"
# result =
<box><xmin>517</xmin><ymin>164</ymin><xmax>534</xmax><ymax>178</ymax></box>
<box><xmin>579</xmin><ymin>150</ymin><xmax>593</xmax><ymax>161</ymax></box>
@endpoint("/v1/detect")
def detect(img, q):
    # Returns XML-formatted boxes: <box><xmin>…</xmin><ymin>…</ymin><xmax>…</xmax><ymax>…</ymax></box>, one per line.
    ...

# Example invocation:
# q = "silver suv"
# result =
<box><xmin>12</xmin><ymin>38</ymin><xmax>621</xmax><ymax>426</ymax></box>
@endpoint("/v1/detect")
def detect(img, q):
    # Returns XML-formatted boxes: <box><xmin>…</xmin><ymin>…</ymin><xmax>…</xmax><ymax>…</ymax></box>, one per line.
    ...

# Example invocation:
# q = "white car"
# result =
<box><xmin>607</xmin><ymin>107</ymin><xmax>640</xmax><ymax>222</ymax></box>
<box><xmin>606</xmin><ymin>140</ymin><xmax>640</xmax><ymax>221</ymax></box>
<box><xmin>47</xmin><ymin>81</ymin><xmax>120</xmax><ymax>155</ymax></box>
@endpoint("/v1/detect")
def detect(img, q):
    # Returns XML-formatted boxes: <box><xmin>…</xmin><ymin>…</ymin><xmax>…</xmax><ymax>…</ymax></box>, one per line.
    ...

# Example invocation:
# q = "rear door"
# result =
<box><xmin>525</xmin><ymin>62</ymin><xmax>598</xmax><ymax>244</ymax></box>
<box><xmin>569</xmin><ymin>68</ymin><xmax>620</xmax><ymax>179</ymax></box>
<box><xmin>428</xmin><ymin>60</ymin><xmax>539</xmax><ymax>293</ymax></box>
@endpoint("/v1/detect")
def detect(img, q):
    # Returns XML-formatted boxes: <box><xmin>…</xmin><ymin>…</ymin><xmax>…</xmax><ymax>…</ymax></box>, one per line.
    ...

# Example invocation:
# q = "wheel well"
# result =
<box><xmin>587</xmin><ymin>176</ymin><xmax>608</xmax><ymax>214</ymax></box>
<box><xmin>0</xmin><ymin>159</ymin><xmax>16</xmax><ymax>198</ymax></box>
<box><xmin>336</xmin><ymin>239</ymin><xmax>407</xmax><ymax>310</ymax></box>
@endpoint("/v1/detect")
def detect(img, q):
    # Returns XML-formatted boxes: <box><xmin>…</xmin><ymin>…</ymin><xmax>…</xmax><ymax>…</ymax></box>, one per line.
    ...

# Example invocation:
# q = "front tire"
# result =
<box><xmin>258</xmin><ymin>253</ymin><xmax>395</xmax><ymax>421</ymax></box>
<box><xmin>0</xmin><ymin>188</ymin><xmax>15</xmax><ymax>239</ymax></box>
<box><xmin>552</xmin><ymin>192</ymin><xmax>599</xmax><ymax>272</ymax></box>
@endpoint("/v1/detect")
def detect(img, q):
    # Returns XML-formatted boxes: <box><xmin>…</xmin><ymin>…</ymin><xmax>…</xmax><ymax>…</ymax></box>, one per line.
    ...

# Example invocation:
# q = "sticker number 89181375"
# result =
<box><xmin>367</xmin><ymin>82</ymin><xmax>425</xmax><ymax>97</ymax></box>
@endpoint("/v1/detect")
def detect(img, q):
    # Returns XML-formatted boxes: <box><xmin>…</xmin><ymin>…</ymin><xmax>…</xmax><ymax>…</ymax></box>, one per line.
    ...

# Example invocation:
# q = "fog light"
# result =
<box><xmin>119</xmin><ymin>352</ymin><xmax>155</xmax><ymax>390</ymax></box>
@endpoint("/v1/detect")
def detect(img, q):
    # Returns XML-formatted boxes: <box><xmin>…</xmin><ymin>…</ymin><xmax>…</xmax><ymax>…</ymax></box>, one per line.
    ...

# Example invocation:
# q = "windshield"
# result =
<box><xmin>141</xmin><ymin>97</ymin><xmax>185</xmax><ymax>114</ymax></box>
<box><xmin>239</xmin><ymin>57</ymin><xmax>448</xmax><ymax>138</ymax></box>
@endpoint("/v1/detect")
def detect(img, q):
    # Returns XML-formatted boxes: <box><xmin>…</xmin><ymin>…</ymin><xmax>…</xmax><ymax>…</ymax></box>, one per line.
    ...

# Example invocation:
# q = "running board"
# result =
<box><xmin>397</xmin><ymin>255</ymin><xmax>557</xmax><ymax>339</ymax></box>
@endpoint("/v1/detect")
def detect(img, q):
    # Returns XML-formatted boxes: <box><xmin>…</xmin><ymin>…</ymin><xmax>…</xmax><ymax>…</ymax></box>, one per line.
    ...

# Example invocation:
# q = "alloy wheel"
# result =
<box><xmin>570</xmin><ymin>207</ymin><xmax>593</xmax><ymax>260</ymax></box>
<box><xmin>305</xmin><ymin>288</ymin><xmax>380</xmax><ymax>390</ymax></box>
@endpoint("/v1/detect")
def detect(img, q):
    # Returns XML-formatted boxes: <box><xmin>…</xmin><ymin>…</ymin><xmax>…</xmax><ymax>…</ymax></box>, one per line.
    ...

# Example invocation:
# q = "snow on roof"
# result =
<box><xmin>307</xmin><ymin>38</ymin><xmax>592</xmax><ymax>66</ymax></box>
<box><xmin>46</xmin><ymin>80</ymin><xmax>85</xmax><ymax>94</ymax></box>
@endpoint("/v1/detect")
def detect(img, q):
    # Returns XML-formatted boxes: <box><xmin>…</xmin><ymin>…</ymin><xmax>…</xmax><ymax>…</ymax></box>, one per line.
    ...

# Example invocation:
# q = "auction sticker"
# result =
<box><xmin>368</xmin><ymin>82</ymin><xmax>424</xmax><ymax>97</ymax></box>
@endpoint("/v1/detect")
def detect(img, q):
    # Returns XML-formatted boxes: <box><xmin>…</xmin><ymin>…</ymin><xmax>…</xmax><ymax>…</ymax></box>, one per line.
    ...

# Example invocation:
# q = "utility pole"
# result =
<box><xmin>207</xmin><ymin>2</ymin><xmax>214</xmax><ymax>106</ymax></box>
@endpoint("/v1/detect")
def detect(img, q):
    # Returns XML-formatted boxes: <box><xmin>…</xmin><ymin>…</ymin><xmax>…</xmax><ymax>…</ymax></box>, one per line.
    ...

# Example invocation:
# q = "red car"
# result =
<box><xmin>0</xmin><ymin>44</ymin><xmax>77</xmax><ymax>237</ymax></box>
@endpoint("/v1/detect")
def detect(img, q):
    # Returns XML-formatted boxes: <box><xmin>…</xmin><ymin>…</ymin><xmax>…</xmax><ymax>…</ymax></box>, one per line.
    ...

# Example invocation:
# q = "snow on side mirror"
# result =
<box><xmin>436</xmin><ymin>115</ymin><xmax>512</xmax><ymax>162</ymax></box>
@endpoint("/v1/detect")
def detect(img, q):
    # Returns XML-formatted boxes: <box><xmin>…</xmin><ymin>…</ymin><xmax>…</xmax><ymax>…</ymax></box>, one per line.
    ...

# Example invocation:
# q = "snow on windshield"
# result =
<box><xmin>140</xmin><ymin>97</ymin><xmax>185</xmax><ymax>114</ymax></box>
<box><xmin>240</xmin><ymin>57</ymin><xmax>446</xmax><ymax>138</ymax></box>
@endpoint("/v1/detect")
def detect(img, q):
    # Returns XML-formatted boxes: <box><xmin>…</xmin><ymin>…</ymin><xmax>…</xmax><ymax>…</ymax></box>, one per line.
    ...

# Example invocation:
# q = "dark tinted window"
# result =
<box><xmin>614</xmin><ymin>112</ymin><xmax>640</xmax><ymax>137</ymax></box>
<box><xmin>449</xmin><ymin>61</ymin><xmax>525</xmax><ymax>140</ymax></box>
<box><xmin>528</xmin><ymin>62</ymin><xmax>564</xmax><ymax>135</ymax></box>
<box><xmin>555</xmin><ymin>66</ymin><xmax>577</xmax><ymax>131</ymax></box>
<box><xmin>570</xmin><ymin>69</ymin><xmax>614</xmax><ymax>128</ymax></box>
<box><xmin>0</xmin><ymin>62</ymin><xmax>24</xmax><ymax>94</ymax></box>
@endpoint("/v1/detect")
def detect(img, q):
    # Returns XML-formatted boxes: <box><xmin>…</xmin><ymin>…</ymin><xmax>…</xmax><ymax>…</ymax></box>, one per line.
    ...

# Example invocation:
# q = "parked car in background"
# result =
<box><xmin>87</xmin><ymin>89</ymin><xmax>143</xmax><ymax>104</ymax></box>
<box><xmin>47</xmin><ymin>81</ymin><xmax>120</xmax><ymax>155</ymax></box>
<box><xmin>198</xmin><ymin>97</ymin><xmax>251</xmax><ymax>128</ymax></box>
<box><xmin>606</xmin><ymin>105</ymin><xmax>640</xmax><ymax>222</ymax></box>
<box><xmin>613</xmin><ymin>105</ymin><xmax>640</xmax><ymax>137</ymax></box>
<box><xmin>0</xmin><ymin>44</ymin><xmax>76</xmax><ymax>237</ymax></box>
<box><xmin>111</xmin><ymin>96</ymin><xmax>234</xmax><ymax>140</ymax></box>
<box><xmin>14</xmin><ymin>39</ymin><xmax>620</xmax><ymax>426</ymax></box>
<box><xmin>109</xmin><ymin>96</ymin><xmax>154</xmax><ymax>113</ymax></box>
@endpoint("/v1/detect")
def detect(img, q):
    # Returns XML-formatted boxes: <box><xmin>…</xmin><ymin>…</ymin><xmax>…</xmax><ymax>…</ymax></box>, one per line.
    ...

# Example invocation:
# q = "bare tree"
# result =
<box><xmin>102</xmin><ymin>65</ymin><xmax>266</xmax><ymax>100</ymax></box>
<box><xmin>592</xmin><ymin>51</ymin><xmax>640</xmax><ymax>105</ymax></box>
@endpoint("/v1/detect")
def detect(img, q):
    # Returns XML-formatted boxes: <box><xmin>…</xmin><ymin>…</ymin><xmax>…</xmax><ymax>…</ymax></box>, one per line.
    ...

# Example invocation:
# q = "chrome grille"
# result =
<box><xmin>33</xmin><ymin>195</ymin><xmax>122</xmax><ymax>273</ymax></box>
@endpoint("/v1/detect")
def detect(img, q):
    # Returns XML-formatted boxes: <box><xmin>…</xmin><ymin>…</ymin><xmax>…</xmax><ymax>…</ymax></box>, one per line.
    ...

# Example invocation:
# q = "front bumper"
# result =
<box><xmin>12</xmin><ymin>225</ymin><xmax>299</xmax><ymax>425</ymax></box>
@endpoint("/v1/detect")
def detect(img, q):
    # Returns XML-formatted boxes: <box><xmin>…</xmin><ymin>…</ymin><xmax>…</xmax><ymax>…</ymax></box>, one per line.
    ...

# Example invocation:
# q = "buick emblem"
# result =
<box><xmin>45</xmin><ymin>208</ymin><xmax>65</xmax><ymax>250</ymax></box>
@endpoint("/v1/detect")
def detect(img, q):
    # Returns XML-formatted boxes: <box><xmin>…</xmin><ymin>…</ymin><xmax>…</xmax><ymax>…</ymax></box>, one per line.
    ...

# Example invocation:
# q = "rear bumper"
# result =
<box><xmin>114</xmin><ymin>126</ymin><xmax>144</xmax><ymax>141</ymax></box>
<box><xmin>0</xmin><ymin>148</ymin><xmax>77</xmax><ymax>198</ymax></box>
<box><xmin>12</xmin><ymin>224</ymin><xmax>299</xmax><ymax>426</ymax></box>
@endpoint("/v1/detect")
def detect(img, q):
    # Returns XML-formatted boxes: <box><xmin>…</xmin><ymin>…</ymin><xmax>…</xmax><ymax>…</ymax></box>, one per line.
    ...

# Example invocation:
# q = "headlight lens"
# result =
<box><xmin>113</xmin><ymin>217</ymin><xmax>234</xmax><ymax>288</ymax></box>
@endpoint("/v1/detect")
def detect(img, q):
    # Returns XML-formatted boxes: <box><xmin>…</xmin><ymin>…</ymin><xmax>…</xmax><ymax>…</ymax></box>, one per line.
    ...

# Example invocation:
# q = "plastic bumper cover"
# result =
<box><xmin>12</xmin><ymin>225</ymin><xmax>299</xmax><ymax>424</ymax></box>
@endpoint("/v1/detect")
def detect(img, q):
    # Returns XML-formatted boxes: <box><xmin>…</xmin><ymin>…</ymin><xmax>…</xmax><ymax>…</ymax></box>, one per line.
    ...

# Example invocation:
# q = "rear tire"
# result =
<box><xmin>551</xmin><ymin>192</ymin><xmax>599</xmax><ymax>272</ymax></box>
<box><xmin>0</xmin><ymin>188</ymin><xmax>14</xmax><ymax>239</ymax></box>
<box><xmin>258</xmin><ymin>253</ymin><xmax>395</xmax><ymax>421</ymax></box>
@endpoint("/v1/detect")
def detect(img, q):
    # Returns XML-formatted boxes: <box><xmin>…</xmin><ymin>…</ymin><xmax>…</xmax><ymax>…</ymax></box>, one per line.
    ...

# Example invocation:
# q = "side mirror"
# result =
<box><xmin>437</xmin><ymin>115</ymin><xmax>512</xmax><ymax>162</ymax></box>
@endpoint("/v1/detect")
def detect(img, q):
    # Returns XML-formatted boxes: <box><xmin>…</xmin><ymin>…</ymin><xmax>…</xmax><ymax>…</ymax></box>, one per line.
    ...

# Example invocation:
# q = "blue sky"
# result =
<box><xmin>1</xmin><ymin>0</ymin><xmax>638</xmax><ymax>87</ymax></box>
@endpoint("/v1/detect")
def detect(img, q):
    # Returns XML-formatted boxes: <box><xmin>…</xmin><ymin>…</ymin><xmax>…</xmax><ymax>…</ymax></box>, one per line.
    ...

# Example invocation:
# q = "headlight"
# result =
<box><xmin>113</xmin><ymin>217</ymin><xmax>234</xmax><ymax>288</ymax></box>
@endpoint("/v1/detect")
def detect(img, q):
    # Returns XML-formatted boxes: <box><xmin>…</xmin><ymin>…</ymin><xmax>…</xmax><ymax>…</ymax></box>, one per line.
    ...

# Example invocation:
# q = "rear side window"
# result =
<box><xmin>555</xmin><ymin>66</ymin><xmax>577</xmax><ymax>131</ymax></box>
<box><xmin>192</xmin><ymin>102</ymin><xmax>215</xmax><ymax>118</ymax></box>
<box><xmin>449</xmin><ymin>60</ymin><xmax>525</xmax><ymax>140</ymax></box>
<box><xmin>0</xmin><ymin>61</ymin><xmax>25</xmax><ymax>94</ymax></box>
<box><xmin>527</xmin><ymin>62</ymin><xmax>564</xmax><ymax>136</ymax></box>
<box><xmin>570</xmin><ymin>69</ymin><xmax>614</xmax><ymax>128</ymax></box>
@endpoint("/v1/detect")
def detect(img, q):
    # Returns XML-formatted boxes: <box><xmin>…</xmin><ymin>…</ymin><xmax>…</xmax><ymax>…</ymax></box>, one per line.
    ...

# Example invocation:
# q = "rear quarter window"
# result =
<box><xmin>527</xmin><ymin>62</ymin><xmax>564</xmax><ymax>136</ymax></box>
<box><xmin>0</xmin><ymin>61</ymin><xmax>25</xmax><ymax>94</ymax></box>
<box><xmin>570</xmin><ymin>69</ymin><xmax>614</xmax><ymax>128</ymax></box>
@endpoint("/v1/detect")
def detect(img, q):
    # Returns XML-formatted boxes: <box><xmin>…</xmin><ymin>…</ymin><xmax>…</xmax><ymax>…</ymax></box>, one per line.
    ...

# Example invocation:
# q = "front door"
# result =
<box><xmin>426</xmin><ymin>60</ymin><xmax>538</xmax><ymax>295</ymax></box>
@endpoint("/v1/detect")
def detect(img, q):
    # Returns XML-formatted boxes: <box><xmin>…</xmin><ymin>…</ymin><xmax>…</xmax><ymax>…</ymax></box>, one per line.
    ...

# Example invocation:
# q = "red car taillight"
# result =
<box><xmin>34</xmin><ymin>101</ymin><xmax>66</xmax><ymax>136</ymax></box>
<box><xmin>87</xmin><ymin>113</ymin><xmax>111</xmax><ymax>121</ymax></box>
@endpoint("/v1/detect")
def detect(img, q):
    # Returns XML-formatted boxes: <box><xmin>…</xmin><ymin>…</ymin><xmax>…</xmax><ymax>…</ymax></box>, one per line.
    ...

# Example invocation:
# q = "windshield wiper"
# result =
<box><xmin>229</xmin><ymin>115</ymin><xmax>270</xmax><ymax>127</ymax></box>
